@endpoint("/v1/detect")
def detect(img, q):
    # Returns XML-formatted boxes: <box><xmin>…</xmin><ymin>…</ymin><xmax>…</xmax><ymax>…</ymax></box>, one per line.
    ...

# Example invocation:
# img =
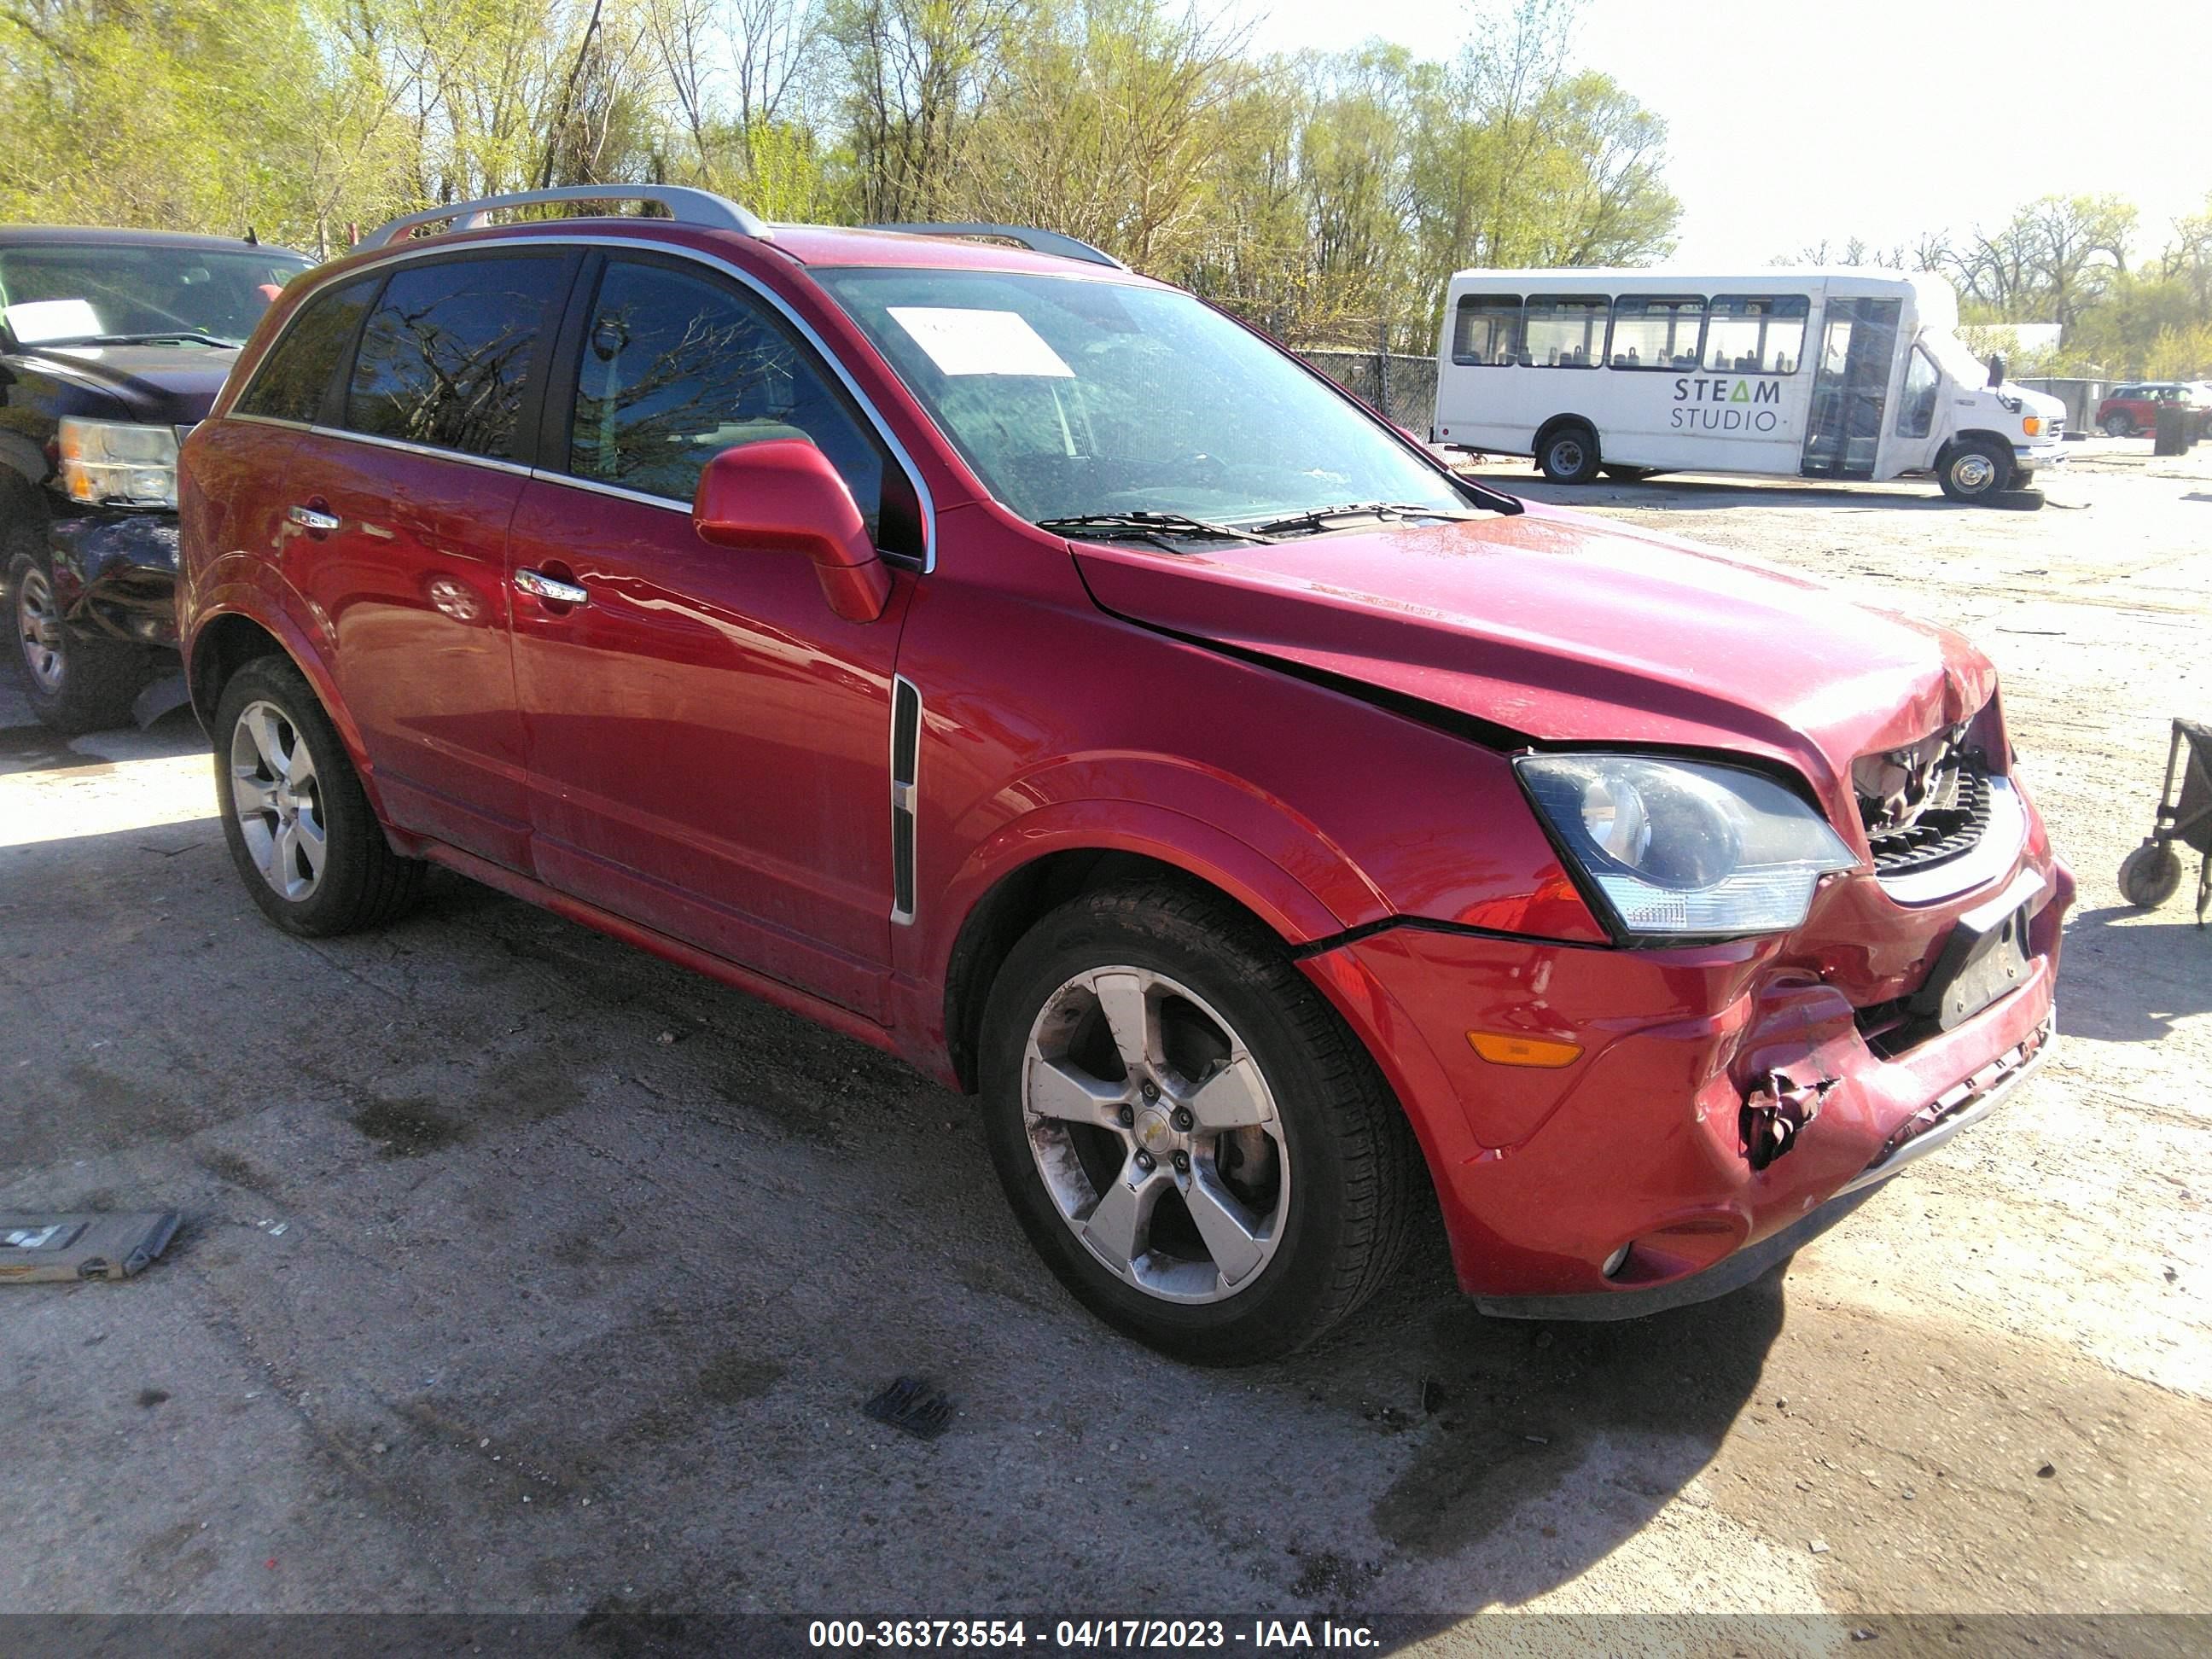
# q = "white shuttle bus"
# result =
<box><xmin>1432</xmin><ymin>268</ymin><xmax>2068</xmax><ymax>503</ymax></box>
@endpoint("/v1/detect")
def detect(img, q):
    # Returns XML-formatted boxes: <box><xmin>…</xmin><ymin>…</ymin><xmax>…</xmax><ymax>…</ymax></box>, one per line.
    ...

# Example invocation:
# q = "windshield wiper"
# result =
<box><xmin>1037</xmin><ymin>511</ymin><xmax>1278</xmax><ymax>546</ymax></box>
<box><xmin>52</xmin><ymin>330</ymin><xmax>242</xmax><ymax>349</ymax></box>
<box><xmin>1247</xmin><ymin>501</ymin><xmax>1478</xmax><ymax>537</ymax></box>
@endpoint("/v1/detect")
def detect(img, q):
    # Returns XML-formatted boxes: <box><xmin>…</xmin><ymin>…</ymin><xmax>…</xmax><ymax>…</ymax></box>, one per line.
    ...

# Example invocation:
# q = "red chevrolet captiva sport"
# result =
<box><xmin>178</xmin><ymin>187</ymin><xmax>2072</xmax><ymax>1362</ymax></box>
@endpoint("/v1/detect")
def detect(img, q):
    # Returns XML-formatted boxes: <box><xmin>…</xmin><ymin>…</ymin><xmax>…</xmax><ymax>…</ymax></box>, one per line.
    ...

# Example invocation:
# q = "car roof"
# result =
<box><xmin>0</xmin><ymin>225</ymin><xmax>311</xmax><ymax>259</ymax></box>
<box><xmin>761</xmin><ymin>223</ymin><xmax>1141</xmax><ymax>276</ymax></box>
<box><xmin>318</xmin><ymin>217</ymin><xmax>1150</xmax><ymax>283</ymax></box>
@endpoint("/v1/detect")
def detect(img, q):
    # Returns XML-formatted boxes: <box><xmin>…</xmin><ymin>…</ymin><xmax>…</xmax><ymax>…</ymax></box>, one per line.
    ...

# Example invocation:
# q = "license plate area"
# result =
<box><xmin>1909</xmin><ymin>871</ymin><xmax>2044</xmax><ymax>1031</ymax></box>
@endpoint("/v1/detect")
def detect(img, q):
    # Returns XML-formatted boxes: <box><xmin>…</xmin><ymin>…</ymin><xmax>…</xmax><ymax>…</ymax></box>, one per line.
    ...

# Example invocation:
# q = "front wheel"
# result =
<box><xmin>1538</xmin><ymin>424</ymin><xmax>1601</xmax><ymax>485</ymax></box>
<box><xmin>212</xmin><ymin>655</ymin><xmax>424</xmax><ymax>936</ymax></box>
<box><xmin>1938</xmin><ymin>439</ymin><xmax>2014</xmax><ymax>503</ymax></box>
<box><xmin>2099</xmin><ymin>412</ymin><xmax>2134</xmax><ymax>438</ymax></box>
<box><xmin>980</xmin><ymin>881</ymin><xmax>1420</xmax><ymax>1365</ymax></box>
<box><xmin>6</xmin><ymin>544</ymin><xmax>153</xmax><ymax>732</ymax></box>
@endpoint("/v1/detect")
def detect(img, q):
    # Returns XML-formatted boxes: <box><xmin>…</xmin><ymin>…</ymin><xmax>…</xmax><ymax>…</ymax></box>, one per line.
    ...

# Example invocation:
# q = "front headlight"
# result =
<box><xmin>58</xmin><ymin>418</ymin><xmax>179</xmax><ymax>508</ymax></box>
<box><xmin>1516</xmin><ymin>753</ymin><xmax>1857</xmax><ymax>939</ymax></box>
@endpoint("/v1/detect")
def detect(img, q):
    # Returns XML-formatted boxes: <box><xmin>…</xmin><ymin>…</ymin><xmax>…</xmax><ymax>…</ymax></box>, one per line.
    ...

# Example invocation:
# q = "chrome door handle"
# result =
<box><xmin>514</xmin><ymin>568</ymin><xmax>590</xmax><ymax>607</ymax></box>
<box><xmin>288</xmin><ymin>504</ymin><xmax>341</xmax><ymax>533</ymax></box>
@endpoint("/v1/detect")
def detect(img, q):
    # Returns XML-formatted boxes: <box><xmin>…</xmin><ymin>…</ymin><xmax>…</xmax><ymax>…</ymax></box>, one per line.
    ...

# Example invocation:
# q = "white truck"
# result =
<box><xmin>1432</xmin><ymin>266</ymin><xmax>2068</xmax><ymax>502</ymax></box>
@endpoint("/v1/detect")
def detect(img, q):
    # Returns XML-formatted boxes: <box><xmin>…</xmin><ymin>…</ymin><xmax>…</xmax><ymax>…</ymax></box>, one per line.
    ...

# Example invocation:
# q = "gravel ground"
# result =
<box><xmin>1</xmin><ymin>439</ymin><xmax>2206</xmax><ymax>1638</ymax></box>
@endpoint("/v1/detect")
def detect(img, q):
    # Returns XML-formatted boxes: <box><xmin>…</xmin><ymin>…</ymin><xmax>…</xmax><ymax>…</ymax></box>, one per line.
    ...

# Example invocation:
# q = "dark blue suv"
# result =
<box><xmin>2</xmin><ymin>226</ymin><xmax>310</xmax><ymax>729</ymax></box>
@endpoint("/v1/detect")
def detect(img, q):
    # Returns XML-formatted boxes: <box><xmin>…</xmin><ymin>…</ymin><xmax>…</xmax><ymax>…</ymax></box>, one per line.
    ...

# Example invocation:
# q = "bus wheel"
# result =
<box><xmin>1938</xmin><ymin>439</ymin><xmax>2013</xmax><ymax>504</ymax></box>
<box><xmin>1539</xmin><ymin>424</ymin><xmax>1601</xmax><ymax>484</ymax></box>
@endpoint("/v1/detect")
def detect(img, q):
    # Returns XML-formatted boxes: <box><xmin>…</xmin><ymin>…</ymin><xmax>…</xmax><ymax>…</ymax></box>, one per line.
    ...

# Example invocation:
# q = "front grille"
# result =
<box><xmin>1862</xmin><ymin>755</ymin><xmax>1993</xmax><ymax>877</ymax></box>
<box><xmin>2046</xmin><ymin>418</ymin><xmax>2064</xmax><ymax>439</ymax></box>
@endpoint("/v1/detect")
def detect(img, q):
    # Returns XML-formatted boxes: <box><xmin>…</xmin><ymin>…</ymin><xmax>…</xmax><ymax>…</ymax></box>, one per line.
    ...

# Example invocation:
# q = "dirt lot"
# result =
<box><xmin>2</xmin><ymin>439</ymin><xmax>2207</xmax><ymax>1639</ymax></box>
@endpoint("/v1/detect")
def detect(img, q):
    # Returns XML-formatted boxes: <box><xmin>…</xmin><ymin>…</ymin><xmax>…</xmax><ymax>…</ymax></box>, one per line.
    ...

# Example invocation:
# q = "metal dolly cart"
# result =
<box><xmin>2117</xmin><ymin>719</ymin><xmax>2212</xmax><ymax>924</ymax></box>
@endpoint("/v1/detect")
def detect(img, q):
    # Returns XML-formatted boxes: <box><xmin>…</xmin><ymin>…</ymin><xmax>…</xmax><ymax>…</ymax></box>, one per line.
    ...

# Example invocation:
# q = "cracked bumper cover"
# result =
<box><xmin>47</xmin><ymin>509</ymin><xmax>182</xmax><ymax>645</ymax></box>
<box><xmin>1297</xmin><ymin>855</ymin><xmax>2071</xmax><ymax>1313</ymax></box>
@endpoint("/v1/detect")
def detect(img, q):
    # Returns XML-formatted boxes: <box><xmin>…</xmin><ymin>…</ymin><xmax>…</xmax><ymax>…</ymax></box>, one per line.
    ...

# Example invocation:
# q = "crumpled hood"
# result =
<box><xmin>1072</xmin><ymin>502</ymin><xmax>1996</xmax><ymax>834</ymax></box>
<box><xmin>19</xmin><ymin>343</ymin><xmax>236</xmax><ymax>424</ymax></box>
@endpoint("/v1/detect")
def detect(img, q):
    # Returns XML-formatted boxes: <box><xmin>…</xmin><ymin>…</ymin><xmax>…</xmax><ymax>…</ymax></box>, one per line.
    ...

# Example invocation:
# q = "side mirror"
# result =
<box><xmin>1986</xmin><ymin>352</ymin><xmax>2006</xmax><ymax>388</ymax></box>
<box><xmin>691</xmin><ymin>439</ymin><xmax>891</xmax><ymax>623</ymax></box>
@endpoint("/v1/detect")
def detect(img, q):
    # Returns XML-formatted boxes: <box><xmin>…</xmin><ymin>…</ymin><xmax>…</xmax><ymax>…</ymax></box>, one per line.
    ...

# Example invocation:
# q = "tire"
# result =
<box><xmin>979</xmin><ymin>879</ymin><xmax>1420</xmax><ymax>1365</ymax></box>
<box><xmin>2117</xmin><ymin>841</ymin><xmax>2183</xmax><ymax>910</ymax></box>
<box><xmin>6</xmin><ymin>535</ymin><xmax>154</xmax><ymax>734</ymax></box>
<box><xmin>2099</xmin><ymin>412</ymin><xmax>2133</xmax><ymax>438</ymax></box>
<box><xmin>1937</xmin><ymin>438</ymin><xmax>2014</xmax><ymax>503</ymax></box>
<box><xmin>1602</xmin><ymin>464</ymin><xmax>1650</xmax><ymax>483</ymax></box>
<box><xmin>1537</xmin><ymin>423</ymin><xmax>1601</xmax><ymax>484</ymax></box>
<box><xmin>212</xmin><ymin>655</ymin><xmax>423</xmax><ymax>936</ymax></box>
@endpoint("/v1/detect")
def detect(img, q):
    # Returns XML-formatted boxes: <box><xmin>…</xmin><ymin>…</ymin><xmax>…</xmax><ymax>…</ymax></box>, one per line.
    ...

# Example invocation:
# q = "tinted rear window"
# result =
<box><xmin>235</xmin><ymin>277</ymin><xmax>377</xmax><ymax>423</ymax></box>
<box><xmin>342</xmin><ymin>256</ymin><xmax>568</xmax><ymax>459</ymax></box>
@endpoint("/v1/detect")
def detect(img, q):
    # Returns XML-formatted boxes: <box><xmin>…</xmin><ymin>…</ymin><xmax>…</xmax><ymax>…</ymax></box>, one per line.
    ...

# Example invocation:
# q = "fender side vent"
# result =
<box><xmin>890</xmin><ymin>676</ymin><xmax>921</xmax><ymax>924</ymax></box>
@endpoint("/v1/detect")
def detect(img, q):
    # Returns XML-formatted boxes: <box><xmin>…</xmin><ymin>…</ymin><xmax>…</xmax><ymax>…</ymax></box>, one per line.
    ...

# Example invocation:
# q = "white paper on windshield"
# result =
<box><xmin>3</xmin><ymin>299</ymin><xmax>102</xmax><ymax>342</ymax></box>
<box><xmin>888</xmin><ymin>306</ymin><xmax>1074</xmax><ymax>378</ymax></box>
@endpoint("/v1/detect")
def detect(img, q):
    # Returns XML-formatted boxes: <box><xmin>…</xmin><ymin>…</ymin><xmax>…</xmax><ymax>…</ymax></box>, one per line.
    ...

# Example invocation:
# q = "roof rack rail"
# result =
<box><xmin>361</xmin><ymin>185</ymin><xmax>769</xmax><ymax>250</ymax></box>
<box><xmin>862</xmin><ymin>222</ymin><xmax>1127</xmax><ymax>271</ymax></box>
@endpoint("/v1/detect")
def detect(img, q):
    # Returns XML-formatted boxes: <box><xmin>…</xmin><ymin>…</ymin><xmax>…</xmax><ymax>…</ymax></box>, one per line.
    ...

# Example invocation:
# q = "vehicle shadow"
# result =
<box><xmin>0</xmin><ymin>806</ymin><xmax>1788</xmax><ymax>1627</ymax></box>
<box><xmin>2057</xmin><ymin>900</ymin><xmax>2211</xmax><ymax>1043</ymax></box>
<box><xmin>1286</xmin><ymin>1239</ymin><xmax>1788</xmax><ymax>1624</ymax></box>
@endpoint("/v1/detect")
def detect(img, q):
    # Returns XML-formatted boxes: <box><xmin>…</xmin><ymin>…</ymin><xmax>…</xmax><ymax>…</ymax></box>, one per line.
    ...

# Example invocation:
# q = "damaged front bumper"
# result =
<box><xmin>1298</xmin><ymin>849</ymin><xmax>2073</xmax><ymax>1316</ymax></box>
<box><xmin>47</xmin><ymin>509</ymin><xmax>182</xmax><ymax>648</ymax></box>
<box><xmin>1470</xmin><ymin>1016</ymin><xmax>2052</xmax><ymax>1320</ymax></box>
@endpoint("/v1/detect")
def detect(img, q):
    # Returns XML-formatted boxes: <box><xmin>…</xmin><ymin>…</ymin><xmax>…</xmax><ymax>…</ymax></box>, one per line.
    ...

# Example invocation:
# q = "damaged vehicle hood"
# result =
<box><xmin>1070</xmin><ymin>502</ymin><xmax>1996</xmax><ymax>833</ymax></box>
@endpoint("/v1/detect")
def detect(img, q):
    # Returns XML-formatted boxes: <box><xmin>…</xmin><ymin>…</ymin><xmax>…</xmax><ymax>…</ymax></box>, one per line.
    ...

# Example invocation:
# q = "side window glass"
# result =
<box><xmin>1704</xmin><ymin>295</ymin><xmax>1808</xmax><ymax>374</ymax></box>
<box><xmin>1609</xmin><ymin>294</ymin><xmax>1704</xmax><ymax>370</ymax></box>
<box><xmin>1897</xmin><ymin>346</ymin><xmax>1940</xmax><ymax>438</ymax></box>
<box><xmin>1452</xmin><ymin>295</ymin><xmax>1522</xmax><ymax>366</ymax></box>
<box><xmin>235</xmin><ymin>277</ymin><xmax>376</xmax><ymax>423</ymax></box>
<box><xmin>568</xmin><ymin>259</ymin><xmax>888</xmax><ymax>539</ymax></box>
<box><xmin>1523</xmin><ymin>296</ymin><xmax>1607</xmax><ymax>367</ymax></box>
<box><xmin>343</xmin><ymin>256</ymin><xmax>568</xmax><ymax>459</ymax></box>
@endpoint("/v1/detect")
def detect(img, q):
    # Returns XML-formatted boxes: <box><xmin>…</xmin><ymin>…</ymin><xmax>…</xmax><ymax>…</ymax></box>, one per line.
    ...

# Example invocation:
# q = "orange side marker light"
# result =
<box><xmin>1466</xmin><ymin>1031</ymin><xmax>1582</xmax><ymax>1068</ymax></box>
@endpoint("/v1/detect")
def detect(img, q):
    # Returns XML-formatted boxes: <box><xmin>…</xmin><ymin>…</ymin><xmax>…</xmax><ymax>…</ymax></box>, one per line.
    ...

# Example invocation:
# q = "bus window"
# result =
<box><xmin>1452</xmin><ymin>295</ymin><xmax>1523</xmax><ymax>366</ymax></box>
<box><xmin>1610</xmin><ymin>294</ymin><xmax>1705</xmax><ymax>370</ymax></box>
<box><xmin>1705</xmin><ymin>294</ymin><xmax>1808</xmax><ymax>374</ymax></box>
<box><xmin>1524</xmin><ymin>296</ymin><xmax>1606</xmax><ymax>368</ymax></box>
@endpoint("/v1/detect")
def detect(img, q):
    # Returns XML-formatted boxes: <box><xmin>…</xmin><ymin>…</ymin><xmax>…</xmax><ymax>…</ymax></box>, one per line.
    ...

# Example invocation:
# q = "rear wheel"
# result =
<box><xmin>2099</xmin><ymin>411</ymin><xmax>2134</xmax><ymax>437</ymax></box>
<box><xmin>980</xmin><ymin>880</ymin><xmax>1420</xmax><ymax>1365</ymax></box>
<box><xmin>1938</xmin><ymin>439</ymin><xmax>2014</xmax><ymax>503</ymax></box>
<box><xmin>212</xmin><ymin>655</ymin><xmax>423</xmax><ymax>936</ymax></box>
<box><xmin>1538</xmin><ymin>423</ymin><xmax>1601</xmax><ymax>485</ymax></box>
<box><xmin>2118</xmin><ymin>841</ymin><xmax>2182</xmax><ymax>910</ymax></box>
<box><xmin>1601</xmin><ymin>464</ymin><xmax>1651</xmax><ymax>483</ymax></box>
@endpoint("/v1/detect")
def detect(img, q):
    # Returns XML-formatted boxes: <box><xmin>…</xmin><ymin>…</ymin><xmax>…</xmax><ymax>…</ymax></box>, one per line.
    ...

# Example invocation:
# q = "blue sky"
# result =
<box><xmin>1243</xmin><ymin>0</ymin><xmax>2212</xmax><ymax>271</ymax></box>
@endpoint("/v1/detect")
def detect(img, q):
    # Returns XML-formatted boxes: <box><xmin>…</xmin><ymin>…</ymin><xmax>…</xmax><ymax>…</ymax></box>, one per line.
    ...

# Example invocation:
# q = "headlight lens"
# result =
<box><xmin>58</xmin><ymin>417</ymin><xmax>179</xmax><ymax>508</ymax></box>
<box><xmin>1516</xmin><ymin>753</ymin><xmax>1856</xmax><ymax>939</ymax></box>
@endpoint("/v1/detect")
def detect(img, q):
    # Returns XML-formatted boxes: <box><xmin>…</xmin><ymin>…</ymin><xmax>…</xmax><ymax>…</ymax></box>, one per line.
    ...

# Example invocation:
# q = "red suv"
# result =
<box><xmin>2095</xmin><ymin>381</ymin><xmax>2207</xmax><ymax>439</ymax></box>
<box><xmin>178</xmin><ymin>187</ymin><xmax>2072</xmax><ymax>1363</ymax></box>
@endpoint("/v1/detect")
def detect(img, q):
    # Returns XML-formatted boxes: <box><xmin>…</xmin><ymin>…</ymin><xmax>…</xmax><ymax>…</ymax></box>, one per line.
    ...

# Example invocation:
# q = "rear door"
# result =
<box><xmin>285</xmin><ymin>250</ymin><xmax>575</xmax><ymax>870</ymax></box>
<box><xmin>505</xmin><ymin>250</ymin><xmax>923</xmax><ymax>1016</ymax></box>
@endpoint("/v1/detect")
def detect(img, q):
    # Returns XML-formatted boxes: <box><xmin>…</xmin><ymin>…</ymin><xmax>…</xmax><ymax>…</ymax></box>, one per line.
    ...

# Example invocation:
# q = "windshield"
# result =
<box><xmin>0</xmin><ymin>243</ymin><xmax>310</xmax><ymax>348</ymax></box>
<box><xmin>815</xmin><ymin>268</ymin><xmax>1470</xmax><ymax>529</ymax></box>
<box><xmin>1924</xmin><ymin>329</ymin><xmax>1993</xmax><ymax>387</ymax></box>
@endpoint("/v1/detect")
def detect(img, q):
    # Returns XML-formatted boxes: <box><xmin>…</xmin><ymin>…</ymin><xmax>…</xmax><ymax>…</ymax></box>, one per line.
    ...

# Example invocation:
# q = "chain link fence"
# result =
<box><xmin>1293</xmin><ymin>346</ymin><xmax>1439</xmax><ymax>435</ymax></box>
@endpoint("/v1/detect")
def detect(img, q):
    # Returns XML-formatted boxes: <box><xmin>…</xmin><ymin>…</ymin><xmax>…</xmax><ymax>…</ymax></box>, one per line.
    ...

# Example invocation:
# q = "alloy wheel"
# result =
<box><xmin>15</xmin><ymin>566</ymin><xmax>64</xmax><ymax>693</ymax></box>
<box><xmin>230</xmin><ymin>699</ymin><xmax>328</xmax><ymax>901</ymax></box>
<box><xmin>1021</xmin><ymin>966</ymin><xmax>1289</xmax><ymax>1304</ymax></box>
